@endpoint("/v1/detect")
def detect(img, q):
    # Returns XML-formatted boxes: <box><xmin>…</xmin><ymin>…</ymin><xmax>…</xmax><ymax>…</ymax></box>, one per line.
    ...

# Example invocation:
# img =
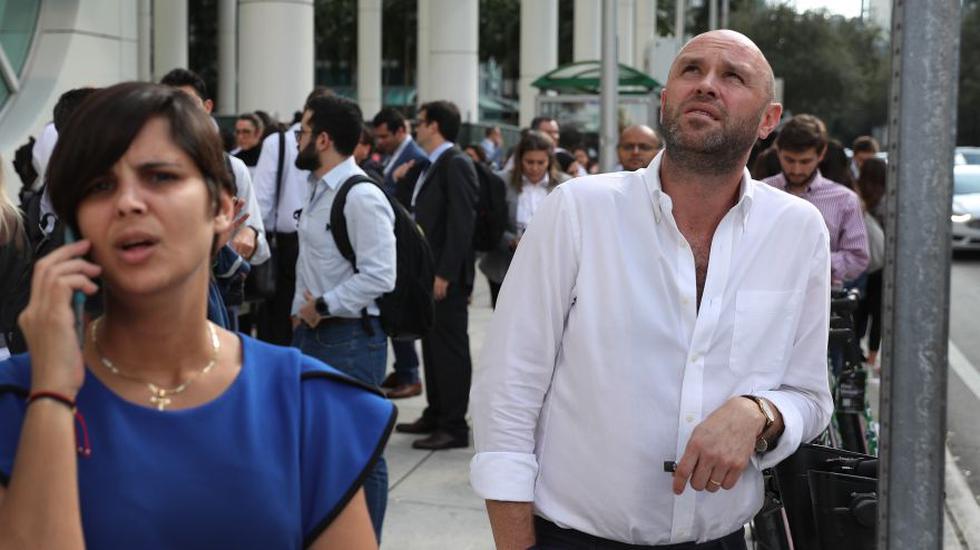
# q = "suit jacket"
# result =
<box><xmin>402</xmin><ymin>146</ymin><xmax>478</xmax><ymax>289</ymax></box>
<box><xmin>477</xmin><ymin>168</ymin><xmax>568</xmax><ymax>283</ymax></box>
<box><xmin>384</xmin><ymin>139</ymin><xmax>428</xmax><ymax>198</ymax></box>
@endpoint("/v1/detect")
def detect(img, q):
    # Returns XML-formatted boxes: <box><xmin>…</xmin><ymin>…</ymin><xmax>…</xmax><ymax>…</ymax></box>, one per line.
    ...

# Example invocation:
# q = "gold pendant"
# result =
<box><xmin>149</xmin><ymin>388</ymin><xmax>172</xmax><ymax>411</ymax></box>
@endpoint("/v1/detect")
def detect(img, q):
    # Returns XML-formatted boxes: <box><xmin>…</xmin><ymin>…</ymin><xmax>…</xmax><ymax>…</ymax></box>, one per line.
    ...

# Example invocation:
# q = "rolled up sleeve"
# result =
<box><xmin>470</xmin><ymin>186</ymin><xmax>581</xmax><ymax>502</ymax></box>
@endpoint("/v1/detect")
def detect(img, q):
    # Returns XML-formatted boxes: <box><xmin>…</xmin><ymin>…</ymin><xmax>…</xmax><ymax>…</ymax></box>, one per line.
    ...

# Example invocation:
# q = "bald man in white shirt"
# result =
<box><xmin>471</xmin><ymin>30</ymin><xmax>833</xmax><ymax>549</ymax></box>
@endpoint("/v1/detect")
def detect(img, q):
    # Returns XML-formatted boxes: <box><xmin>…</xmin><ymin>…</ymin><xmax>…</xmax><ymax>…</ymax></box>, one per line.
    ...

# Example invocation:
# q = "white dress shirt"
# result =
<box><xmin>515</xmin><ymin>173</ymin><xmax>551</xmax><ymax>228</ymax></box>
<box><xmin>470</xmin><ymin>152</ymin><xmax>833</xmax><ymax>545</ymax></box>
<box><xmin>32</xmin><ymin>122</ymin><xmax>58</xmax><ymax>186</ymax></box>
<box><xmin>252</xmin><ymin>123</ymin><xmax>309</xmax><ymax>234</ymax></box>
<box><xmin>292</xmin><ymin>157</ymin><xmax>396</xmax><ymax>318</ymax></box>
<box><xmin>227</xmin><ymin>155</ymin><xmax>270</xmax><ymax>265</ymax></box>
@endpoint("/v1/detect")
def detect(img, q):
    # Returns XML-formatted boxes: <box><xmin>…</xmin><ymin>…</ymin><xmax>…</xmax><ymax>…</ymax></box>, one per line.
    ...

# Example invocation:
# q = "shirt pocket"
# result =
<box><xmin>729</xmin><ymin>290</ymin><xmax>804</xmax><ymax>375</ymax></box>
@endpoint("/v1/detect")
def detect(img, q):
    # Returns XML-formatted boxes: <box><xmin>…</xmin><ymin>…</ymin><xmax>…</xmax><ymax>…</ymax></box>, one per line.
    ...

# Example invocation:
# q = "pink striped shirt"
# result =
<box><xmin>765</xmin><ymin>171</ymin><xmax>869</xmax><ymax>284</ymax></box>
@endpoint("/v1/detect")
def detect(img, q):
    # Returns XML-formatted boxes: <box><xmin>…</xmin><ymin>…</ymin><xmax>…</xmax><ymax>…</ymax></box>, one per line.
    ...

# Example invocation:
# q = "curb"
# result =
<box><xmin>946</xmin><ymin>441</ymin><xmax>980</xmax><ymax>549</ymax></box>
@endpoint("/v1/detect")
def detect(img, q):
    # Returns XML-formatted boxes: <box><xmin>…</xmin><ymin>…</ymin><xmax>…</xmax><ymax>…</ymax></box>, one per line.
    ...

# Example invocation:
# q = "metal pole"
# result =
<box><xmin>720</xmin><ymin>0</ymin><xmax>729</xmax><ymax>29</ymax></box>
<box><xmin>217</xmin><ymin>0</ymin><xmax>237</xmax><ymax>114</ymax></box>
<box><xmin>599</xmin><ymin>0</ymin><xmax>618</xmax><ymax>172</ymax></box>
<box><xmin>674</xmin><ymin>0</ymin><xmax>685</xmax><ymax>39</ymax></box>
<box><xmin>708</xmin><ymin>0</ymin><xmax>717</xmax><ymax>30</ymax></box>
<box><xmin>879</xmin><ymin>1</ymin><xmax>960</xmax><ymax>549</ymax></box>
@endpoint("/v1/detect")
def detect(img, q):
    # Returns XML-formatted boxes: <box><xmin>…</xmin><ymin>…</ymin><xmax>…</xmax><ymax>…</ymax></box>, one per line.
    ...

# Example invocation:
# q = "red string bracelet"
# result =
<box><xmin>26</xmin><ymin>391</ymin><xmax>92</xmax><ymax>458</ymax></box>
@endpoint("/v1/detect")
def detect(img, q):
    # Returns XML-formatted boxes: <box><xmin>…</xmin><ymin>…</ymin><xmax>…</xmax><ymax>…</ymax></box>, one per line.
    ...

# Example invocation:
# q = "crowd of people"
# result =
<box><xmin>0</xmin><ymin>27</ymin><xmax>887</xmax><ymax>549</ymax></box>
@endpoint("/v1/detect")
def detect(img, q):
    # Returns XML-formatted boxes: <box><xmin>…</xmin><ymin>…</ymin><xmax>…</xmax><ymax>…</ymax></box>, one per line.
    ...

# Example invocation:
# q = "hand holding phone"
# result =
<box><xmin>16</xmin><ymin>233</ymin><xmax>101</xmax><ymax>398</ymax></box>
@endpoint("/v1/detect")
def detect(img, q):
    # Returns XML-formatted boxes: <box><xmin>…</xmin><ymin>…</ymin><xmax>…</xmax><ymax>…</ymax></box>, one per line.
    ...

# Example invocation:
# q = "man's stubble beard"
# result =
<box><xmin>659</xmin><ymin>99</ymin><xmax>765</xmax><ymax>177</ymax></box>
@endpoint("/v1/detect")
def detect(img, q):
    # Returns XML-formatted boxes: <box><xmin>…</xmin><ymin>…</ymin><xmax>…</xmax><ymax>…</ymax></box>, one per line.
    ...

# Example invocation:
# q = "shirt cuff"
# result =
<box><xmin>469</xmin><ymin>451</ymin><xmax>538</xmax><ymax>502</ymax></box>
<box><xmin>749</xmin><ymin>391</ymin><xmax>804</xmax><ymax>471</ymax></box>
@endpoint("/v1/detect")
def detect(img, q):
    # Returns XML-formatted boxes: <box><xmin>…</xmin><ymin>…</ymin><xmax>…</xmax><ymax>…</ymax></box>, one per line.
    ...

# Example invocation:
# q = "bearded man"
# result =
<box><xmin>470</xmin><ymin>30</ymin><xmax>834</xmax><ymax>549</ymax></box>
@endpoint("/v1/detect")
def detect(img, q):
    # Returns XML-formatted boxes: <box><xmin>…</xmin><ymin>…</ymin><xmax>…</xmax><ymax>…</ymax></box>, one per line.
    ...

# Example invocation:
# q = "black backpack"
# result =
<box><xmin>330</xmin><ymin>175</ymin><xmax>435</xmax><ymax>340</ymax></box>
<box><xmin>471</xmin><ymin>162</ymin><xmax>508</xmax><ymax>252</ymax></box>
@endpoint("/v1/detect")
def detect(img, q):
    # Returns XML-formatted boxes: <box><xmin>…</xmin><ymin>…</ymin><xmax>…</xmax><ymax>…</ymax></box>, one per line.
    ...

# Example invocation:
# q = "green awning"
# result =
<box><xmin>531</xmin><ymin>61</ymin><xmax>662</xmax><ymax>95</ymax></box>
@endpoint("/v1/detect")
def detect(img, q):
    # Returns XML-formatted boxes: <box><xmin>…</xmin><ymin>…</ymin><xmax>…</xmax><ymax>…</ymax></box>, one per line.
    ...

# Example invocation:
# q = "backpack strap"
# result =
<box><xmin>328</xmin><ymin>174</ymin><xmax>386</xmax><ymax>336</ymax></box>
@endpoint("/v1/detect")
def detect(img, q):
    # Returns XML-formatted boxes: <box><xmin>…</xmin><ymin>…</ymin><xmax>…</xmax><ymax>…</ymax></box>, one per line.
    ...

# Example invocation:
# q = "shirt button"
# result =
<box><xmin>690</xmin><ymin>354</ymin><xmax>700</xmax><ymax>363</ymax></box>
<box><xmin>686</xmin><ymin>415</ymin><xmax>695</xmax><ymax>423</ymax></box>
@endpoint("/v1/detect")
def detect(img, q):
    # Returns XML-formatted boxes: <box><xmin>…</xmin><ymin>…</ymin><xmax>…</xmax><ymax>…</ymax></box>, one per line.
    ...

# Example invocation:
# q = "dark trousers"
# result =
<box><xmin>391</xmin><ymin>338</ymin><xmax>420</xmax><ymax>384</ymax></box>
<box><xmin>488</xmin><ymin>279</ymin><xmax>502</xmax><ymax>309</ymax></box>
<box><xmin>292</xmin><ymin>317</ymin><xmax>389</xmax><ymax>541</ymax></box>
<box><xmin>420</xmin><ymin>283</ymin><xmax>472</xmax><ymax>437</ymax></box>
<box><xmin>534</xmin><ymin>517</ymin><xmax>746</xmax><ymax>550</ymax></box>
<box><xmin>855</xmin><ymin>270</ymin><xmax>883</xmax><ymax>354</ymax></box>
<box><xmin>256</xmin><ymin>232</ymin><xmax>298</xmax><ymax>346</ymax></box>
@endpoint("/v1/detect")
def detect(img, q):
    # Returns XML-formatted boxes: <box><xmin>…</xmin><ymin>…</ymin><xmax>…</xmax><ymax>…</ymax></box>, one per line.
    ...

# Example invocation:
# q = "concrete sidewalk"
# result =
<box><xmin>378</xmin><ymin>279</ymin><xmax>979</xmax><ymax>549</ymax></box>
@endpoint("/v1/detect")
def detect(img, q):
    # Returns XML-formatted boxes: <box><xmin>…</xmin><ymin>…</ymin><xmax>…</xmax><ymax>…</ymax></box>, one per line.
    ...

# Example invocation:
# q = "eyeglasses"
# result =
<box><xmin>618</xmin><ymin>143</ymin><xmax>657</xmax><ymax>152</ymax></box>
<box><xmin>294</xmin><ymin>129</ymin><xmax>312</xmax><ymax>141</ymax></box>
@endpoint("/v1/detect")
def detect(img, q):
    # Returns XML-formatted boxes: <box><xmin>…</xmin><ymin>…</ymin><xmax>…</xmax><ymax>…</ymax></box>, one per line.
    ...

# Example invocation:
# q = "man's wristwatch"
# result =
<box><xmin>314</xmin><ymin>297</ymin><xmax>330</xmax><ymax>317</ymax></box>
<box><xmin>742</xmin><ymin>395</ymin><xmax>779</xmax><ymax>453</ymax></box>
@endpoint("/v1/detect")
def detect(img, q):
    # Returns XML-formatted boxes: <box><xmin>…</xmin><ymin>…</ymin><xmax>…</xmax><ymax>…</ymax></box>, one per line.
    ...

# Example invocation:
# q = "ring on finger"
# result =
<box><xmin>708</xmin><ymin>479</ymin><xmax>723</xmax><ymax>488</ymax></box>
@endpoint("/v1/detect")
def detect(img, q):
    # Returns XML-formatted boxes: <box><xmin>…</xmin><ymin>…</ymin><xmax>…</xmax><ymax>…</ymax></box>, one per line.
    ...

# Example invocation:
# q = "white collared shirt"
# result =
<box><xmin>253</xmin><ymin>123</ymin><xmax>310</xmax><ymax>234</ymax></box>
<box><xmin>411</xmin><ymin>141</ymin><xmax>454</xmax><ymax>208</ymax></box>
<box><xmin>292</xmin><ymin>157</ymin><xmax>395</xmax><ymax>317</ymax></box>
<box><xmin>470</xmin><ymin>152</ymin><xmax>833</xmax><ymax>545</ymax></box>
<box><xmin>515</xmin><ymin>173</ymin><xmax>551</xmax><ymax>227</ymax></box>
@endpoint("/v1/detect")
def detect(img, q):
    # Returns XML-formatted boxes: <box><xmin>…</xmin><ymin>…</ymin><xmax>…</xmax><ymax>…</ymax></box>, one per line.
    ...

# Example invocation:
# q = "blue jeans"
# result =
<box><xmin>391</xmin><ymin>338</ymin><xmax>420</xmax><ymax>384</ymax></box>
<box><xmin>292</xmin><ymin>317</ymin><xmax>389</xmax><ymax>541</ymax></box>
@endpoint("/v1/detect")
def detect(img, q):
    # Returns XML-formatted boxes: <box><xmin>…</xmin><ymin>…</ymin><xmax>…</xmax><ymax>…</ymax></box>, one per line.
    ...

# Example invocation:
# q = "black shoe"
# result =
<box><xmin>395</xmin><ymin>417</ymin><xmax>437</xmax><ymax>434</ymax></box>
<box><xmin>411</xmin><ymin>430</ymin><xmax>469</xmax><ymax>450</ymax></box>
<box><xmin>380</xmin><ymin>372</ymin><xmax>400</xmax><ymax>390</ymax></box>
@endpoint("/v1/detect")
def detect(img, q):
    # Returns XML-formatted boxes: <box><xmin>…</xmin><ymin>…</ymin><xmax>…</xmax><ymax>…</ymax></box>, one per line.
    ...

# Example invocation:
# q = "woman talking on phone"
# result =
<box><xmin>0</xmin><ymin>82</ymin><xmax>393</xmax><ymax>549</ymax></box>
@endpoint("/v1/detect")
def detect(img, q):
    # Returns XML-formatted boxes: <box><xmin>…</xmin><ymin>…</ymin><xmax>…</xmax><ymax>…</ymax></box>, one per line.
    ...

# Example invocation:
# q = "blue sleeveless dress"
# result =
<box><xmin>0</xmin><ymin>335</ymin><xmax>396</xmax><ymax>548</ymax></box>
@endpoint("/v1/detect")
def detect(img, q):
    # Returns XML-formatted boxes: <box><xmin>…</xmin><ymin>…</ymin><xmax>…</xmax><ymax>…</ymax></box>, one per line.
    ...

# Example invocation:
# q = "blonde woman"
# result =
<box><xmin>0</xmin><ymin>164</ymin><xmax>31</xmax><ymax>360</ymax></box>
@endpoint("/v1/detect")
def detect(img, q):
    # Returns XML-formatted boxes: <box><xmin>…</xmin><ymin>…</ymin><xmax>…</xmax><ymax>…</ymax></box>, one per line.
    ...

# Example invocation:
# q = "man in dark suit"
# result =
<box><xmin>372</xmin><ymin>108</ymin><xmax>430</xmax><ymax>399</ymax></box>
<box><xmin>395</xmin><ymin>100</ymin><xmax>478</xmax><ymax>450</ymax></box>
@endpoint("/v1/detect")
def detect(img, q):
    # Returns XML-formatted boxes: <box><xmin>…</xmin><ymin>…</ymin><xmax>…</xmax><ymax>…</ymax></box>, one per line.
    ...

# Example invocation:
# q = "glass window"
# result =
<box><xmin>954</xmin><ymin>170</ymin><xmax>980</xmax><ymax>196</ymax></box>
<box><xmin>0</xmin><ymin>0</ymin><xmax>41</xmax><ymax>75</ymax></box>
<box><xmin>0</xmin><ymin>80</ymin><xmax>8</xmax><ymax>108</ymax></box>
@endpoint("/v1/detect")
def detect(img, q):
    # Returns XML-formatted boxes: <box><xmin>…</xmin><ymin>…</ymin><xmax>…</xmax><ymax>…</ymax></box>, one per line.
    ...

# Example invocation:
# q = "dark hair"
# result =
<box><xmin>750</xmin><ymin>146</ymin><xmax>782</xmax><ymax>180</ymax></box>
<box><xmin>360</xmin><ymin>123</ymin><xmax>375</xmax><ymax>148</ymax></box>
<box><xmin>159</xmin><ymin>68</ymin><xmax>209</xmax><ymax>100</ymax></box>
<box><xmin>304</xmin><ymin>86</ymin><xmax>333</xmax><ymax>111</ymax></box>
<box><xmin>305</xmin><ymin>95</ymin><xmax>363</xmax><ymax>156</ymax></box>
<box><xmin>555</xmin><ymin>150</ymin><xmax>576</xmax><ymax>173</ymax></box>
<box><xmin>852</xmin><ymin>135</ymin><xmax>879</xmax><ymax>155</ymax></box>
<box><xmin>53</xmin><ymin>87</ymin><xmax>99</xmax><ymax>131</ymax></box>
<box><xmin>484</xmin><ymin>126</ymin><xmax>499</xmax><ymax>137</ymax></box>
<box><xmin>819</xmin><ymin>139</ymin><xmax>853</xmax><ymax>188</ymax></box>
<box><xmin>12</xmin><ymin>137</ymin><xmax>37</xmax><ymax>189</ymax></box>
<box><xmin>236</xmin><ymin>113</ymin><xmax>263</xmax><ymax>133</ymax></box>
<box><xmin>775</xmin><ymin>114</ymin><xmax>827</xmax><ymax>154</ymax></box>
<box><xmin>372</xmin><ymin>107</ymin><xmax>406</xmax><ymax>133</ymax></box>
<box><xmin>420</xmin><ymin>100</ymin><xmax>461</xmax><ymax>142</ymax></box>
<box><xmin>465</xmin><ymin>143</ymin><xmax>487</xmax><ymax>163</ymax></box>
<box><xmin>530</xmin><ymin>116</ymin><xmax>556</xmax><ymax>131</ymax></box>
<box><xmin>510</xmin><ymin>130</ymin><xmax>558</xmax><ymax>192</ymax></box>
<box><xmin>856</xmin><ymin>157</ymin><xmax>887</xmax><ymax>211</ymax></box>
<box><xmin>47</xmin><ymin>82</ymin><xmax>234</xmax><ymax>234</ymax></box>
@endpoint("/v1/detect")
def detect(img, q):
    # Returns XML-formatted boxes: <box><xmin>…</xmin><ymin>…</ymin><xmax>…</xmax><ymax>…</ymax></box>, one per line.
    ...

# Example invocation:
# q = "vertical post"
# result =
<box><xmin>708</xmin><ymin>0</ymin><xmax>717</xmax><ymax>30</ymax></box>
<box><xmin>138</xmin><ymin>0</ymin><xmax>152</xmax><ymax>81</ymax></box>
<box><xmin>599</xmin><ymin>0</ymin><xmax>618</xmax><ymax>173</ymax></box>
<box><xmin>720</xmin><ymin>0</ymin><xmax>729</xmax><ymax>29</ymax></box>
<box><xmin>358</xmin><ymin>0</ymin><xmax>383</xmax><ymax>119</ymax></box>
<box><xmin>416</xmin><ymin>0</ymin><xmax>430</xmax><ymax>105</ymax></box>
<box><xmin>616</xmin><ymin>0</ymin><xmax>635</xmax><ymax>67</ymax></box>
<box><xmin>573</xmin><ymin>0</ymin><xmax>601</xmax><ymax>62</ymax></box>
<box><xmin>634</xmin><ymin>0</ymin><xmax>658</xmax><ymax>74</ymax></box>
<box><xmin>879</xmin><ymin>1</ymin><xmax>960</xmax><ymax>549</ymax></box>
<box><xmin>427</xmin><ymin>0</ymin><xmax>479</xmax><ymax>122</ymax></box>
<box><xmin>152</xmin><ymin>0</ymin><xmax>188</xmax><ymax>79</ymax></box>
<box><xmin>217</xmin><ymin>0</ymin><xmax>237</xmax><ymax>115</ymax></box>
<box><xmin>674</xmin><ymin>0</ymin><xmax>685</xmax><ymax>40</ymax></box>
<box><xmin>519</xmin><ymin>0</ymin><xmax>559</xmax><ymax>127</ymax></box>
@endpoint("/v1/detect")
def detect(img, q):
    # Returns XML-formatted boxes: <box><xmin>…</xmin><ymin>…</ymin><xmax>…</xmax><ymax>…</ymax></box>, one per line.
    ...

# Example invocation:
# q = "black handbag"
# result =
<box><xmin>245</xmin><ymin>128</ymin><xmax>286</xmax><ymax>300</ymax></box>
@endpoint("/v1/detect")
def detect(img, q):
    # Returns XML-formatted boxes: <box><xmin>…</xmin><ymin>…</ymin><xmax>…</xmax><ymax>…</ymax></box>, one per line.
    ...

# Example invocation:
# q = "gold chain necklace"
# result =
<box><xmin>92</xmin><ymin>318</ymin><xmax>220</xmax><ymax>411</ymax></box>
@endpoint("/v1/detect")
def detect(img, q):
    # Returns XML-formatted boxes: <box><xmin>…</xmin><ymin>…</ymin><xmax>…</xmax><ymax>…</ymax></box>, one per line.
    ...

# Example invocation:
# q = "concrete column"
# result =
<box><xmin>416</xmin><ymin>0</ymin><xmax>430</xmax><ymax>104</ymax></box>
<box><xmin>721</xmin><ymin>0</ymin><xmax>729</xmax><ymax>28</ymax></box>
<box><xmin>427</xmin><ymin>0</ymin><xmax>479</xmax><ymax>123</ymax></box>
<box><xmin>675</xmin><ymin>0</ymin><xmax>686</xmax><ymax>39</ymax></box>
<box><xmin>634</xmin><ymin>0</ymin><xmax>658</xmax><ymax>74</ymax></box>
<box><xmin>519</xmin><ymin>0</ymin><xmax>558</xmax><ymax>127</ymax></box>
<box><xmin>573</xmin><ymin>0</ymin><xmax>601</xmax><ymax>62</ymax></box>
<box><xmin>617</xmin><ymin>0</ymin><xmax>635</xmax><ymax>67</ymax></box>
<box><xmin>708</xmin><ymin>0</ymin><xmax>718</xmax><ymax>30</ymax></box>
<box><xmin>358</xmin><ymin>0</ymin><xmax>383</xmax><ymax>119</ymax></box>
<box><xmin>239</xmin><ymin>0</ymin><xmax>314</xmax><ymax>121</ymax></box>
<box><xmin>217</xmin><ymin>0</ymin><xmax>237</xmax><ymax>114</ymax></box>
<box><xmin>138</xmin><ymin>0</ymin><xmax>152</xmax><ymax>81</ymax></box>
<box><xmin>152</xmin><ymin>0</ymin><xmax>188</xmax><ymax>80</ymax></box>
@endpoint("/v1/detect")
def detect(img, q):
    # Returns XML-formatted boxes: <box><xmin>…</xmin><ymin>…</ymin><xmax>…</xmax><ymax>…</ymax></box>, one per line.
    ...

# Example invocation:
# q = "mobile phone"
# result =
<box><xmin>63</xmin><ymin>228</ymin><xmax>86</xmax><ymax>347</ymax></box>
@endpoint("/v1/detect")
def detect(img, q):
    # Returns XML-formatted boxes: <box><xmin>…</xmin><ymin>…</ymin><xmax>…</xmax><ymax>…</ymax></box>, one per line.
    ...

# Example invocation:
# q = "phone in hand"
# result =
<box><xmin>63</xmin><ymin>228</ymin><xmax>86</xmax><ymax>347</ymax></box>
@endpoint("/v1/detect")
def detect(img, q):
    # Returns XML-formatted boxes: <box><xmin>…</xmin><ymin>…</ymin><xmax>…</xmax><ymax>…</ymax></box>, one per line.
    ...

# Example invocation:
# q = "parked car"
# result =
<box><xmin>955</xmin><ymin>146</ymin><xmax>980</xmax><ymax>165</ymax></box>
<box><xmin>952</xmin><ymin>165</ymin><xmax>980</xmax><ymax>251</ymax></box>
